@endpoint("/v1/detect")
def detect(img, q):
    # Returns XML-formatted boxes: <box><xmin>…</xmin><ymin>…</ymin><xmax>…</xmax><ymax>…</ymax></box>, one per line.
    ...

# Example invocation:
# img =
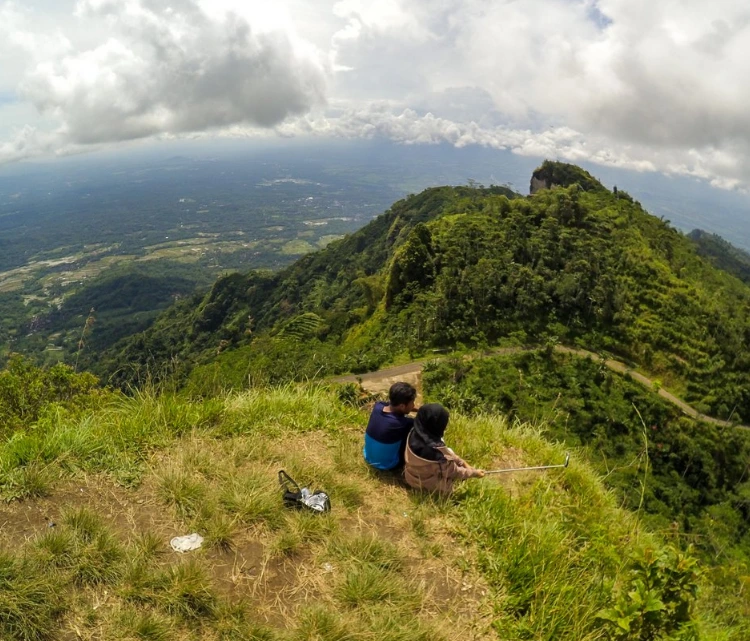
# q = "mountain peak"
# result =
<box><xmin>530</xmin><ymin>160</ymin><xmax>605</xmax><ymax>194</ymax></box>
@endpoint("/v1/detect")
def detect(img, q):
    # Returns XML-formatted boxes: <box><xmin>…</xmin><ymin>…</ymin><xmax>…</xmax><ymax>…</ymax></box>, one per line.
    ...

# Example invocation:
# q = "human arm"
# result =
<box><xmin>438</xmin><ymin>448</ymin><xmax>485</xmax><ymax>479</ymax></box>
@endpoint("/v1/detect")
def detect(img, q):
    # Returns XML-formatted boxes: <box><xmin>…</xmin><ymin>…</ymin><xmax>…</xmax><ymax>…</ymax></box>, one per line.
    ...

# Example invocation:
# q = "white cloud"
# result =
<box><xmin>3</xmin><ymin>0</ymin><xmax>750</xmax><ymax>193</ymax></box>
<box><xmin>319</xmin><ymin>0</ymin><xmax>750</xmax><ymax>190</ymax></box>
<box><xmin>0</xmin><ymin>2</ymin><xmax>72</xmax><ymax>93</ymax></box>
<box><xmin>9</xmin><ymin>0</ymin><xmax>328</xmax><ymax>149</ymax></box>
<box><xmin>274</xmin><ymin>107</ymin><xmax>660</xmax><ymax>173</ymax></box>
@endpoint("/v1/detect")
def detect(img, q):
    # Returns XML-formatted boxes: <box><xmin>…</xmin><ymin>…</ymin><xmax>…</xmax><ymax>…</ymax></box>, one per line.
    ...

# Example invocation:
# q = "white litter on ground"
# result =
<box><xmin>170</xmin><ymin>533</ymin><xmax>204</xmax><ymax>553</ymax></box>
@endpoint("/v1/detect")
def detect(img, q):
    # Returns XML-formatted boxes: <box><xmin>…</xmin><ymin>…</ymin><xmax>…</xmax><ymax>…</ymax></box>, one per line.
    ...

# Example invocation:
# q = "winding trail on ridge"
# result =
<box><xmin>333</xmin><ymin>345</ymin><xmax>750</xmax><ymax>431</ymax></box>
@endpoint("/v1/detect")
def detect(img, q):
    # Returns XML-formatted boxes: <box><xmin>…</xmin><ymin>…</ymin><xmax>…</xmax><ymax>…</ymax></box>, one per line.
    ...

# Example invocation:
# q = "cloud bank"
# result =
<box><xmin>2</xmin><ymin>0</ymin><xmax>750</xmax><ymax>191</ymax></box>
<box><xmin>4</xmin><ymin>0</ymin><xmax>327</xmax><ymax>152</ymax></box>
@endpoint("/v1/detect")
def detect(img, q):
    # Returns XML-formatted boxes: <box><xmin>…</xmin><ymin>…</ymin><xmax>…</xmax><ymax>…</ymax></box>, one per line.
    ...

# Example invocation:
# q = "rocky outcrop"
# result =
<box><xmin>530</xmin><ymin>160</ymin><xmax>605</xmax><ymax>194</ymax></box>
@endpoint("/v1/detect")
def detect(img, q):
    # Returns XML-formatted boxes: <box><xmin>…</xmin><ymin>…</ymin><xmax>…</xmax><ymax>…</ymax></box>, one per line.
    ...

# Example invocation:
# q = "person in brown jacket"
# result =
<box><xmin>404</xmin><ymin>403</ymin><xmax>484</xmax><ymax>494</ymax></box>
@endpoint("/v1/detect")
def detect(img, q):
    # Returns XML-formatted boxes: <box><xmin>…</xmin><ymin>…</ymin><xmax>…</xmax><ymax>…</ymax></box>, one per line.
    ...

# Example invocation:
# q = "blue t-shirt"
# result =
<box><xmin>363</xmin><ymin>401</ymin><xmax>414</xmax><ymax>470</ymax></box>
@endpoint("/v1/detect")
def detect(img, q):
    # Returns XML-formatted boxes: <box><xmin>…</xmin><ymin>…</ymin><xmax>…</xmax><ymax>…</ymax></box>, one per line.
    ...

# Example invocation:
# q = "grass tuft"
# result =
<box><xmin>117</xmin><ymin>607</ymin><xmax>173</xmax><ymax>641</ymax></box>
<box><xmin>288</xmin><ymin>606</ymin><xmax>353</xmax><ymax>641</ymax></box>
<box><xmin>36</xmin><ymin>509</ymin><xmax>125</xmax><ymax>586</ymax></box>
<box><xmin>61</xmin><ymin>506</ymin><xmax>104</xmax><ymax>543</ymax></box>
<box><xmin>157</xmin><ymin>466</ymin><xmax>207</xmax><ymax>520</ymax></box>
<box><xmin>214</xmin><ymin>602</ymin><xmax>278</xmax><ymax>641</ymax></box>
<box><xmin>122</xmin><ymin>560</ymin><xmax>217</xmax><ymax>621</ymax></box>
<box><xmin>219</xmin><ymin>471</ymin><xmax>283</xmax><ymax>528</ymax></box>
<box><xmin>131</xmin><ymin>530</ymin><xmax>164</xmax><ymax>561</ymax></box>
<box><xmin>335</xmin><ymin>564</ymin><xmax>416</xmax><ymax>608</ymax></box>
<box><xmin>327</xmin><ymin>533</ymin><xmax>402</xmax><ymax>572</ymax></box>
<box><xmin>0</xmin><ymin>552</ymin><xmax>66</xmax><ymax>641</ymax></box>
<box><xmin>196</xmin><ymin>508</ymin><xmax>236</xmax><ymax>551</ymax></box>
<box><xmin>71</xmin><ymin>528</ymin><xmax>125</xmax><ymax>586</ymax></box>
<box><xmin>33</xmin><ymin>529</ymin><xmax>74</xmax><ymax>567</ymax></box>
<box><xmin>4</xmin><ymin>463</ymin><xmax>54</xmax><ymax>501</ymax></box>
<box><xmin>359</xmin><ymin>608</ymin><xmax>448</xmax><ymax>641</ymax></box>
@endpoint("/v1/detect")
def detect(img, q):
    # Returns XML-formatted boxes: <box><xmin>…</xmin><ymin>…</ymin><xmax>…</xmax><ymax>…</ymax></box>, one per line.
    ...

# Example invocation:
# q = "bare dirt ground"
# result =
<box><xmin>0</xmin><ymin>430</ymin><xmax>499</xmax><ymax>640</ymax></box>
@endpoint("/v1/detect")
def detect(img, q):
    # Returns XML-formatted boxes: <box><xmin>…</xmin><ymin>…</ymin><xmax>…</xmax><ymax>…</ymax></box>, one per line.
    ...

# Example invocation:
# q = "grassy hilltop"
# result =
<box><xmin>0</xmin><ymin>363</ymin><xmax>747</xmax><ymax>640</ymax></box>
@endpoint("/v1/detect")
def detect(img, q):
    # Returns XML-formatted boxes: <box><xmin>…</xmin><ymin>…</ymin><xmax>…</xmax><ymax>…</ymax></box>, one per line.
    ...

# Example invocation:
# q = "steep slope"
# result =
<box><xmin>377</xmin><ymin>175</ymin><xmax>750</xmax><ymax>420</ymax></box>
<box><xmin>0</xmin><ymin>364</ymin><xmax>746</xmax><ymax>640</ymax></box>
<box><xmin>689</xmin><ymin>228</ymin><xmax>750</xmax><ymax>284</ymax></box>
<box><xmin>99</xmin><ymin>185</ymin><xmax>519</xmax><ymax>384</ymax></box>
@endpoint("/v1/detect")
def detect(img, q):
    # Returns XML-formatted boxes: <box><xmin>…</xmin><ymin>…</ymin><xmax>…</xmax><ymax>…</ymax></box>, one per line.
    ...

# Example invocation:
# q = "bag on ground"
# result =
<box><xmin>278</xmin><ymin>470</ymin><xmax>331</xmax><ymax>513</ymax></box>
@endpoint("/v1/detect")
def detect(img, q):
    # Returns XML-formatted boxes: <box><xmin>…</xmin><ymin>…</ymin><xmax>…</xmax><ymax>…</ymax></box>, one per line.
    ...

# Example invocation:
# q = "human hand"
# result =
<box><xmin>474</xmin><ymin>469</ymin><xmax>485</xmax><ymax>478</ymax></box>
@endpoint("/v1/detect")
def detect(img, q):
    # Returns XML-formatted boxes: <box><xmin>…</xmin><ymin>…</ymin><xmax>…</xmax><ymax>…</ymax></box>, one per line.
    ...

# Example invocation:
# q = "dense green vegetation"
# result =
<box><xmin>0</xmin><ymin>357</ymin><xmax>746</xmax><ymax>639</ymax></box>
<box><xmin>105</xmin><ymin>163</ymin><xmax>750</xmax><ymax>426</ymax></box>
<box><xmin>422</xmin><ymin>350</ymin><xmax>750</xmax><ymax>565</ymax></box>
<box><xmin>99</xmin><ymin>184</ymin><xmax>519</xmax><ymax>386</ymax></box>
<box><xmin>0</xmin><ymin>355</ymin><xmax>101</xmax><ymax>434</ymax></box>
<box><xmin>689</xmin><ymin>228</ymin><xmax>750</xmax><ymax>284</ymax></box>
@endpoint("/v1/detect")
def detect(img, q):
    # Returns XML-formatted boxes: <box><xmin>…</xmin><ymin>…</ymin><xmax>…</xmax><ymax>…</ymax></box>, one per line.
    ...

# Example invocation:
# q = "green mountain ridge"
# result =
<box><xmin>101</xmin><ymin>162</ymin><xmax>750</xmax><ymax>424</ymax></box>
<box><xmin>1</xmin><ymin>161</ymin><xmax>750</xmax><ymax>639</ymax></box>
<box><xmin>688</xmin><ymin>228</ymin><xmax>750</xmax><ymax>284</ymax></box>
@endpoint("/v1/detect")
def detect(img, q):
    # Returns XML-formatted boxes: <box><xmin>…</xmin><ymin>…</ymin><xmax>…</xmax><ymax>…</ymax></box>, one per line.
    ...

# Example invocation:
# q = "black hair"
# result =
<box><xmin>410</xmin><ymin>403</ymin><xmax>450</xmax><ymax>461</ymax></box>
<box><xmin>389</xmin><ymin>382</ymin><xmax>417</xmax><ymax>406</ymax></box>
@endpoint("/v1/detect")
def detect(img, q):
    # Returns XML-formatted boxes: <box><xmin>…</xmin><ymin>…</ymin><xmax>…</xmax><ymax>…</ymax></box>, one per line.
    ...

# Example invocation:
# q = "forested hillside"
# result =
<box><xmin>102</xmin><ymin>162</ymin><xmax>750</xmax><ymax>425</ymax></box>
<box><xmin>689</xmin><ymin>228</ymin><xmax>750</xmax><ymax>284</ymax></box>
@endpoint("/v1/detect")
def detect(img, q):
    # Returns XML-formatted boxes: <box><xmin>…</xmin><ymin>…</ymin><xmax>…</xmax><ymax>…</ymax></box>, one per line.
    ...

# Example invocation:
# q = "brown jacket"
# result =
<box><xmin>404</xmin><ymin>441</ymin><xmax>480</xmax><ymax>494</ymax></box>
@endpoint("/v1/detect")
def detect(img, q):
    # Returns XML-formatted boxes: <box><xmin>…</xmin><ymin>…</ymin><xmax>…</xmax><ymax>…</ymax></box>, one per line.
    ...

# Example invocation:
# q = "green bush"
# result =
<box><xmin>598</xmin><ymin>546</ymin><xmax>700</xmax><ymax>640</ymax></box>
<box><xmin>0</xmin><ymin>355</ymin><xmax>100</xmax><ymax>434</ymax></box>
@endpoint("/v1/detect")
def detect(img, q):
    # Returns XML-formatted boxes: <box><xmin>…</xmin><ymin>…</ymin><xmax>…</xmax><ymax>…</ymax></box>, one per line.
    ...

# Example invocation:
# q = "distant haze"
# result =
<box><xmin>1</xmin><ymin>140</ymin><xmax>749</xmax><ymax>251</ymax></box>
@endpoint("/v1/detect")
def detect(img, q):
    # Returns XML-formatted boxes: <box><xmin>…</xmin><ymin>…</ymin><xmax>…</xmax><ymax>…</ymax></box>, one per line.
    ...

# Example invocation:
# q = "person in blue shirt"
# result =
<box><xmin>363</xmin><ymin>382</ymin><xmax>417</xmax><ymax>471</ymax></box>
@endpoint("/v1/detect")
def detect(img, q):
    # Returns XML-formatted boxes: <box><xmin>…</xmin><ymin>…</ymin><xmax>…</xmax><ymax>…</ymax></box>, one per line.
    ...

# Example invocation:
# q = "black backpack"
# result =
<box><xmin>278</xmin><ymin>470</ymin><xmax>331</xmax><ymax>513</ymax></box>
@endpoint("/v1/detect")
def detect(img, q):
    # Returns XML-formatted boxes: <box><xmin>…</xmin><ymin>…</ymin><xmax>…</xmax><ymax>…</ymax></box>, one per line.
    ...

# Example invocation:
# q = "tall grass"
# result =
<box><xmin>0</xmin><ymin>384</ymin><xmax>359</xmax><ymax>499</ymax></box>
<box><xmin>0</xmin><ymin>552</ymin><xmax>66</xmax><ymax>641</ymax></box>
<box><xmin>0</xmin><ymin>383</ymin><xmax>743</xmax><ymax>639</ymax></box>
<box><xmin>445</xmin><ymin>412</ymin><xmax>664</xmax><ymax>640</ymax></box>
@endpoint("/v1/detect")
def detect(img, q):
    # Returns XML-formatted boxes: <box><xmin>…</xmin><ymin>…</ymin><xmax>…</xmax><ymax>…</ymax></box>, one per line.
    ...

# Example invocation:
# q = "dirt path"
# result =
<box><xmin>332</xmin><ymin>346</ymin><xmax>749</xmax><ymax>430</ymax></box>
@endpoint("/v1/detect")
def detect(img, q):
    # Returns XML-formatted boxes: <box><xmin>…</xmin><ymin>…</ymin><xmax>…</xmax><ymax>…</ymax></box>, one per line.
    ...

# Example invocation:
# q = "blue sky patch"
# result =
<box><xmin>0</xmin><ymin>91</ymin><xmax>19</xmax><ymax>106</ymax></box>
<box><xmin>587</xmin><ymin>2</ymin><xmax>613</xmax><ymax>29</ymax></box>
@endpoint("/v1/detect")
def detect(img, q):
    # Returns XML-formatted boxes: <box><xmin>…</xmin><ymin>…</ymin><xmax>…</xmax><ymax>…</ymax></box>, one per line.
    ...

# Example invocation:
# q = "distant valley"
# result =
<box><xmin>2</xmin><ymin>142</ymin><xmax>750</xmax><ymax>369</ymax></box>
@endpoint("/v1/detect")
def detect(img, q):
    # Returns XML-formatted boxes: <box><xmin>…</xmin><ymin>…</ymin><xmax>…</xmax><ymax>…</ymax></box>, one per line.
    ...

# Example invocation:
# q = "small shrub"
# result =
<box><xmin>597</xmin><ymin>546</ymin><xmax>700</xmax><ymax>640</ymax></box>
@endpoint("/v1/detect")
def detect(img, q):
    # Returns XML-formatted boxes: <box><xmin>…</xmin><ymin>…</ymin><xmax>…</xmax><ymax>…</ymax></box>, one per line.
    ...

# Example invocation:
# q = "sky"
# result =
<box><xmin>2</xmin><ymin>0</ymin><xmax>750</xmax><ymax>194</ymax></box>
